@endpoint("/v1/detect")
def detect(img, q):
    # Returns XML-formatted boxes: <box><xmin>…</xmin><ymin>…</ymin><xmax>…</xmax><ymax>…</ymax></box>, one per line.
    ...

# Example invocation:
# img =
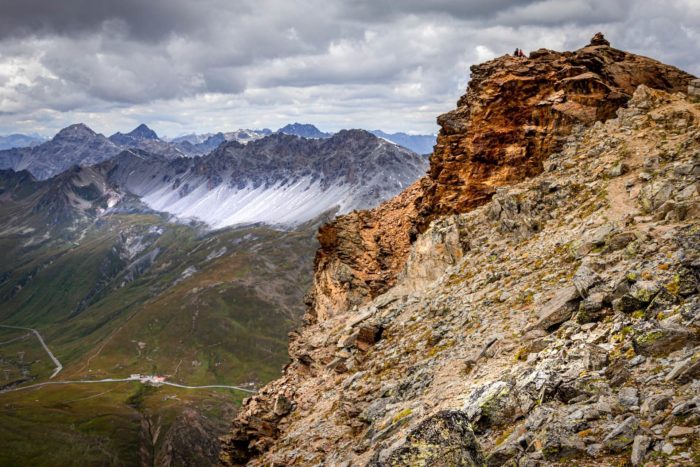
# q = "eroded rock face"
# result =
<box><xmin>306</xmin><ymin>33</ymin><xmax>695</xmax><ymax>323</ymax></box>
<box><xmin>308</xmin><ymin>181</ymin><xmax>424</xmax><ymax>321</ymax></box>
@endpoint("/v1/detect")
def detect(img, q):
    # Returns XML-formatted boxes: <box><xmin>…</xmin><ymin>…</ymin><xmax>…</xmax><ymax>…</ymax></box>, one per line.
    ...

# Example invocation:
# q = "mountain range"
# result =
<box><xmin>369</xmin><ymin>129</ymin><xmax>436</xmax><ymax>154</ymax></box>
<box><xmin>0</xmin><ymin>134</ymin><xmax>45</xmax><ymax>151</ymax></box>
<box><xmin>275</xmin><ymin>123</ymin><xmax>437</xmax><ymax>154</ymax></box>
<box><xmin>0</xmin><ymin>117</ymin><xmax>429</xmax><ymax>464</ymax></box>
<box><xmin>0</xmin><ymin>124</ymin><xmax>435</xmax><ymax>181</ymax></box>
<box><xmin>104</xmin><ymin>130</ymin><xmax>427</xmax><ymax>228</ymax></box>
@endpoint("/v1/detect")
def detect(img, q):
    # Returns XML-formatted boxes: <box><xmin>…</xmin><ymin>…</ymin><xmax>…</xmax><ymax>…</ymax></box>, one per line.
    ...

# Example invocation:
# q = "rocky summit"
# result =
<box><xmin>221</xmin><ymin>35</ymin><xmax>700</xmax><ymax>466</ymax></box>
<box><xmin>306</xmin><ymin>33</ymin><xmax>695</xmax><ymax>326</ymax></box>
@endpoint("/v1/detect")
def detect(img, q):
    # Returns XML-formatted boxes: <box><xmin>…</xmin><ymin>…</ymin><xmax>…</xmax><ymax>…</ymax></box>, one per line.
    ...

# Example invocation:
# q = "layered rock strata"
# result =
<box><xmin>307</xmin><ymin>34</ymin><xmax>694</xmax><ymax>323</ymax></box>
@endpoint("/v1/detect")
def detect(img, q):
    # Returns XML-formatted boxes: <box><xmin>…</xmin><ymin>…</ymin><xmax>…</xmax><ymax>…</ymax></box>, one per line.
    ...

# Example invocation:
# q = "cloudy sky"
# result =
<box><xmin>0</xmin><ymin>0</ymin><xmax>698</xmax><ymax>138</ymax></box>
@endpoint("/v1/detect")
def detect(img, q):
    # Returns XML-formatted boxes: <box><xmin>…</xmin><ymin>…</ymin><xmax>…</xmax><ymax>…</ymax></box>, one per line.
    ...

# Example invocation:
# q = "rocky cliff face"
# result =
<box><xmin>222</xmin><ymin>35</ymin><xmax>700</xmax><ymax>466</ymax></box>
<box><xmin>104</xmin><ymin>130</ymin><xmax>427</xmax><ymax>229</ymax></box>
<box><xmin>306</xmin><ymin>34</ymin><xmax>694</xmax><ymax>324</ymax></box>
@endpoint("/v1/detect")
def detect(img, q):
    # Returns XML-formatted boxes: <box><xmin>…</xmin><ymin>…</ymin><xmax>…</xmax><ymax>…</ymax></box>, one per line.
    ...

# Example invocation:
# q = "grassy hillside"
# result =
<box><xmin>0</xmin><ymin>201</ymin><xmax>321</xmax><ymax>464</ymax></box>
<box><xmin>0</xmin><ymin>382</ymin><xmax>241</xmax><ymax>466</ymax></box>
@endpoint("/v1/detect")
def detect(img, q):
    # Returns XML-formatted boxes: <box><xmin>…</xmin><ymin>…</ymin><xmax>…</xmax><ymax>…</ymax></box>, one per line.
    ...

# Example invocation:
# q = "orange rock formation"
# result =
<box><xmin>306</xmin><ymin>34</ymin><xmax>694</xmax><ymax>323</ymax></box>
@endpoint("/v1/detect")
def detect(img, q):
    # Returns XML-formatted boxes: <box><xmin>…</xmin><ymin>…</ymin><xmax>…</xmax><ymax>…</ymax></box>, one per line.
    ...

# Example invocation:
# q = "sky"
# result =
<box><xmin>0</xmin><ymin>0</ymin><xmax>698</xmax><ymax>138</ymax></box>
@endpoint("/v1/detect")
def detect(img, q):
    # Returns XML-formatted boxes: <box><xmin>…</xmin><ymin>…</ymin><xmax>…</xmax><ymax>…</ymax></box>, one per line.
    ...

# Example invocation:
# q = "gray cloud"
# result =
<box><xmin>0</xmin><ymin>0</ymin><xmax>697</xmax><ymax>137</ymax></box>
<box><xmin>0</xmin><ymin>0</ymin><xmax>222</xmax><ymax>41</ymax></box>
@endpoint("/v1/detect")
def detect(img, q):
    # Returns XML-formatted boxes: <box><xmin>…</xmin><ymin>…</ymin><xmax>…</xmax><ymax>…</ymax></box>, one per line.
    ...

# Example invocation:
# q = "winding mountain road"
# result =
<box><xmin>0</xmin><ymin>324</ymin><xmax>63</xmax><ymax>378</ymax></box>
<box><xmin>0</xmin><ymin>324</ymin><xmax>256</xmax><ymax>395</ymax></box>
<box><xmin>0</xmin><ymin>377</ymin><xmax>256</xmax><ymax>394</ymax></box>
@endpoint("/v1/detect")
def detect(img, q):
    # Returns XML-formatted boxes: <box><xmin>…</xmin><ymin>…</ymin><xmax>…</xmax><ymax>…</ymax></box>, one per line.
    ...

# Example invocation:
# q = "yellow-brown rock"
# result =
<box><xmin>306</xmin><ymin>33</ymin><xmax>694</xmax><ymax>323</ymax></box>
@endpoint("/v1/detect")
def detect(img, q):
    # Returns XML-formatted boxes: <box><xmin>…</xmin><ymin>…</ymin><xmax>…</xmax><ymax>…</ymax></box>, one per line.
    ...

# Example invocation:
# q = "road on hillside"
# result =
<box><xmin>0</xmin><ymin>378</ymin><xmax>256</xmax><ymax>394</ymax></box>
<box><xmin>0</xmin><ymin>325</ymin><xmax>256</xmax><ymax>395</ymax></box>
<box><xmin>0</xmin><ymin>324</ymin><xmax>63</xmax><ymax>378</ymax></box>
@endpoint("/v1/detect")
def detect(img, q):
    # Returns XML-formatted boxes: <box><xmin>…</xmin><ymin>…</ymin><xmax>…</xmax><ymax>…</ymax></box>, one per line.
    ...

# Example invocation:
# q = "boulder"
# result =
<box><xmin>464</xmin><ymin>381</ymin><xmax>518</xmax><ymax>430</ymax></box>
<box><xmin>618</xmin><ymin>387</ymin><xmax>639</xmax><ymax>408</ymax></box>
<box><xmin>689</xmin><ymin>78</ymin><xmax>700</xmax><ymax>102</ymax></box>
<box><xmin>371</xmin><ymin>410</ymin><xmax>485</xmax><ymax>466</ymax></box>
<box><xmin>603</xmin><ymin>415</ymin><xmax>639</xmax><ymax>453</ymax></box>
<box><xmin>633</xmin><ymin>323</ymin><xmax>698</xmax><ymax>356</ymax></box>
<box><xmin>630</xmin><ymin>435</ymin><xmax>650</xmax><ymax>466</ymax></box>
<box><xmin>529</xmin><ymin>286</ymin><xmax>581</xmax><ymax>331</ymax></box>
<box><xmin>665</xmin><ymin>350</ymin><xmax>700</xmax><ymax>383</ymax></box>
<box><xmin>537</xmin><ymin>422</ymin><xmax>586</xmax><ymax>462</ymax></box>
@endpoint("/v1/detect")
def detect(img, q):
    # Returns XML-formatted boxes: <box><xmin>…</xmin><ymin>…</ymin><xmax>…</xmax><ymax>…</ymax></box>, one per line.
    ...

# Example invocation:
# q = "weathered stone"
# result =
<box><xmin>629</xmin><ymin>355</ymin><xmax>646</xmax><ymax>367</ymax></box>
<box><xmin>630</xmin><ymin>280</ymin><xmax>661</xmax><ymax>304</ymax></box>
<box><xmin>537</xmin><ymin>422</ymin><xmax>586</xmax><ymax>462</ymax></box>
<box><xmin>371</xmin><ymin>410</ymin><xmax>486</xmax><ymax>466</ymax></box>
<box><xmin>633</xmin><ymin>323</ymin><xmax>698</xmax><ymax>356</ymax></box>
<box><xmin>665</xmin><ymin>351</ymin><xmax>700</xmax><ymax>383</ymax></box>
<box><xmin>618</xmin><ymin>387</ymin><xmax>639</xmax><ymax>408</ymax></box>
<box><xmin>356</xmin><ymin>324</ymin><xmax>384</xmax><ymax>352</ymax></box>
<box><xmin>630</xmin><ymin>435</ymin><xmax>650</xmax><ymax>466</ymax></box>
<box><xmin>603</xmin><ymin>415</ymin><xmax>639</xmax><ymax>453</ymax></box>
<box><xmin>573</xmin><ymin>264</ymin><xmax>600</xmax><ymax>298</ymax></box>
<box><xmin>359</xmin><ymin>398</ymin><xmax>391</xmax><ymax>424</ymax></box>
<box><xmin>464</xmin><ymin>381</ymin><xmax>518</xmax><ymax>430</ymax></box>
<box><xmin>676</xmin><ymin>266</ymin><xmax>699</xmax><ymax>296</ymax></box>
<box><xmin>641</xmin><ymin>394</ymin><xmax>672</xmax><ymax>416</ymax></box>
<box><xmin>590</xmin><ymin>223</ymin><xmax>615</xmax><ymax>246</ymax></box>
<box><xmin>529</xmin><ymin>286</ymin><xmax>581</xmax><ymax>331</ymax></box>
<box><xmin>607</xmin><ymin>232</ymin><xmax>637</xmax><ymax>251</ymax></box>
<box><xmin>580</xmin><ymin>291</ymin><xmax>608</xmax><ymax>314</ymax></box>
<box><xmin>576</xmin><ymin>288</ymin><xmax>612</xmax><ymax>324</ymax></box>
<box><xmin>605</xmin><ymin>360</ymin><xmax>631</xmax><ymax>387</ymax></box>
<box><xmin>337</xmin><ymin>332</ymin><xmax>358</xmax><ymax>348</ymax></box>
<box><xmin>613</xmin><ymin>294</ymin><xmax>645</xmax><ymax>313</ymax></box>
<box><xmin>273</xmin><ymin>395</ymin><xmax>293</xmax><ymax>416</ymax></box>
<box><xmin>689</xmin><ymin>79</ymin><xmax>700</xmax><ymax>102</ymax></box>
<box><xmin>646</xmin><ymin>288</ymin><xmax>679</xmax><ymax>318</ymax></box>
<box><xmin>590</xmin><ymin>32</ymin><xmax>610</xmax><ymax>46</ymax></box>
<box><xmin>608</xmin><ymin>162</ymin><xmax>629</xmax><ymax>178</ymax></box>
<box><xmin>672</xmin><ymin>399</ymin><xmax>699</xmax><ymax>416</ymax></box>
<box><xmin>586</xmin><ymin>443</ymin><xmax>604</xmax><ymax>458</ymax></box>
<box><xmin>578</xmin><ymin>343</ymin><xmax>610</xmax><ymax>370</ymax></box>
<box><xmin>486</xmin><ymin>439</ymin><xmax>521</xmax><ymax>467</ymax></box>
<box><xmin>612</xmin><ymin>278</ymin><xmax>632</xmax><ymax>301</ymax></box>
<box><xmin>667</xmin><ymin>425</ymin><xmax>695</xmax><ymax>438</ymax></box>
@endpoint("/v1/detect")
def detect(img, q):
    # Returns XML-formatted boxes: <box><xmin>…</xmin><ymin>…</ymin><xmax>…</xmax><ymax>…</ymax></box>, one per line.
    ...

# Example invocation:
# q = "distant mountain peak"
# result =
<box><xmin>369</xmin><ymin>130</ymin><xmax>436</xmax><ymax>154</ymax></box>
<box><xmin>54</xmin><ymin>123</ymin><xmax>98</xmax><ymax>140</ymax></box>
<box><xmin>277</xmin><ymin>123</ymin><xmax>331</xmax><ymax>139</ymax></box>
<box><xmin>127</xmin><ymin>124</ymin><xmax>159</xmax><ymax>140</ymax></box>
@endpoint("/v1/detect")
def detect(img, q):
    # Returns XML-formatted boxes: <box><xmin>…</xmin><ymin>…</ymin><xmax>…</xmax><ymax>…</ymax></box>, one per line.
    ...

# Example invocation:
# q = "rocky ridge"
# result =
<box><xmin>102</xmin><ymin>130</ymin><xmax>427</xmax><ymax>229</ymax></box>
<box><xmin>222</xmin><ymin>37</ymin><xmax>700</xmax><ymax>466</ymax></box>
<box><xmin>306</xmin><ymin>35</ymin><xmax>694</xmax><ymax>324</ymax></box>
<box><xmin>0</xmin><ymin>124</ymin><xmax>123</xmax><ymax>180</ymax></box>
